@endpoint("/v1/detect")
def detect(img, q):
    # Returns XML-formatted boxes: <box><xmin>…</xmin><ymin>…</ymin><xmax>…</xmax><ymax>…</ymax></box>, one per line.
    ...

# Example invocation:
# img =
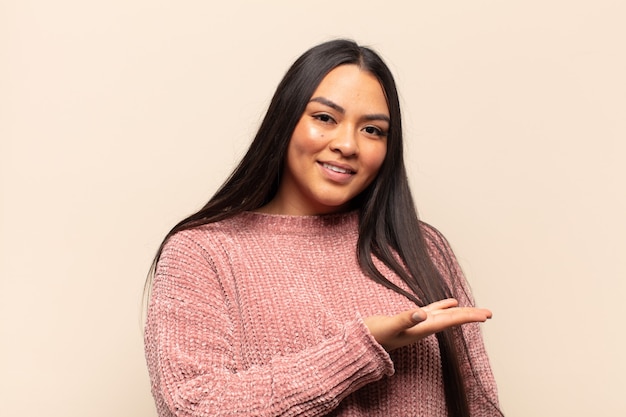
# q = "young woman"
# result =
<box><xmin>144</xmin><ymin>39</ymin><xmax>503</xmax><ymax>416</ymax></box>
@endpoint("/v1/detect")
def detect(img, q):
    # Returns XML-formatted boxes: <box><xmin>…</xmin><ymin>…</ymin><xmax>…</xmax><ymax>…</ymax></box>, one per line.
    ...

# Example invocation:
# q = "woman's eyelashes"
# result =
<box><xmin>312</xmin><ymin>113</ymin><xmax>336</xmax><ymax>124</ymax></box>
<box><xmin>362</xmin><ymin>125</ymin><xmax>388</xmax><ymax>137</ymax></box>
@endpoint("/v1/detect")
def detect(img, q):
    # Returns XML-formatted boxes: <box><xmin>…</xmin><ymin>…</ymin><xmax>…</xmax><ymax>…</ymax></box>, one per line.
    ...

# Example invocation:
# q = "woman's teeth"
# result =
<box><xmin>322</xmin><ymin>163</ymin><xmax>352</xmax><ymax>174</ymax></box>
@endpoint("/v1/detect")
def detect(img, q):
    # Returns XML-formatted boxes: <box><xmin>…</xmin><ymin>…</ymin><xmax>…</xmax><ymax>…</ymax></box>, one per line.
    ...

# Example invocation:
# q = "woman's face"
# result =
<box><xmin>265</xmin><ymin>64</ymin><xmax>389</xmax><ymax>215</ymax></box>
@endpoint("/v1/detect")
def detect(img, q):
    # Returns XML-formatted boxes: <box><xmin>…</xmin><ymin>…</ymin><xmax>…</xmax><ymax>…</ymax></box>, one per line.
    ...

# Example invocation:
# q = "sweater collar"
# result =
<box><xmin>228</xmin><ymin>210</ymin><xmax>359</xmax><ymax>236</ymax></box>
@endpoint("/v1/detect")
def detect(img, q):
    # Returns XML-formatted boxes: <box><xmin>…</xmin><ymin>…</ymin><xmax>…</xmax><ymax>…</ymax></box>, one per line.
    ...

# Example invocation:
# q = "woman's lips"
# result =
<box><xmin>318</xmin><ymin>161</ymin><xmax>356</xmax><ymax>183</ymax></box>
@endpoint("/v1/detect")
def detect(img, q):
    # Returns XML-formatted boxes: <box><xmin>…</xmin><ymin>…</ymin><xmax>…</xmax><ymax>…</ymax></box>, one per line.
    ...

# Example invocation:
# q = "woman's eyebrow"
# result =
<box><xmin>309</xmin><ymin>96</ymin><xmax>390</xmax><ymax>123</ymax></box>
<box><xmin>363</xmin><ymin>113</ymin><xmax>390</xmax><ymax>123</ymax></box>
<box><xmin>310</xmin><ymin>97</ymin><xmax>344</xmax><ymax>113</ymax></box>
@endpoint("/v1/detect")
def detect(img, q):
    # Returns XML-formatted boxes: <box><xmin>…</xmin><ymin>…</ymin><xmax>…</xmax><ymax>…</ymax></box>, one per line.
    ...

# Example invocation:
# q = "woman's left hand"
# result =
<box><xmin>363</xmin><ymin>298</ymin><xmax>492</xmax><ymax>351</ymax></box>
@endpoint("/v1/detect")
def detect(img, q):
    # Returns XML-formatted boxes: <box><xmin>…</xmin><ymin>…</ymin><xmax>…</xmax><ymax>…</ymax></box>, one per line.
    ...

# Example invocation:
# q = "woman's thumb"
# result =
<box><xmin>409</xmin><ymin>309</ymin><xmax>427</xmax><ymax>325</ymax></box>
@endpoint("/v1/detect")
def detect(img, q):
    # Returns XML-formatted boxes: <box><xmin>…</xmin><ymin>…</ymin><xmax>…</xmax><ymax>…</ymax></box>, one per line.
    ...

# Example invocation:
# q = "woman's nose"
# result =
<box><xmin>329</xmin><ymin>125</ymin><xmax>358</xmax><ymax>157</ymax></box>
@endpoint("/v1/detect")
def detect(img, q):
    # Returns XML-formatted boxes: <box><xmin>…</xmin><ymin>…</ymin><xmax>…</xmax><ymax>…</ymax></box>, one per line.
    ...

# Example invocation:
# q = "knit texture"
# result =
<box><xmin>144</xmin><ymin>211</ymin><xmax>500</xmax><ymax>416</ymax></box>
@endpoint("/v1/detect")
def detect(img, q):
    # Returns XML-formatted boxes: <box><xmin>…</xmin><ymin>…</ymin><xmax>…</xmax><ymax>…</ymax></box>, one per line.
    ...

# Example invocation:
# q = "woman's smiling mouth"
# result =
<box><xmin>319</xmin><ymin>162</ymin><xmax>356</xmax><ymax>175</ymax></box>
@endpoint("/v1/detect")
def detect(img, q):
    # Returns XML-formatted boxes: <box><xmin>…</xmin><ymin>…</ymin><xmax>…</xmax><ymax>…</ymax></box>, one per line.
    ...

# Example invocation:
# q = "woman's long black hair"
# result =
<box><xmin>147</xmin><ymin>39</ymin><xmax>501</xmax><ymax>416</ymax></box>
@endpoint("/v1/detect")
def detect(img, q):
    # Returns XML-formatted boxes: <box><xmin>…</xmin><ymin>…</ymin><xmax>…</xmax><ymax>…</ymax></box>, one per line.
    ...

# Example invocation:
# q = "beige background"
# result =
<box><xmin>1</xmin><ymin>1</ymin><xmax>624</xmax><ymax>416</ymax></box>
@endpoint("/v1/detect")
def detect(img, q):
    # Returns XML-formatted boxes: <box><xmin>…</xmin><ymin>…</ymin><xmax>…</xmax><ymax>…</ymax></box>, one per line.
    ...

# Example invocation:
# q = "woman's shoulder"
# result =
<box><xmin>418</xmin><ymin>220</ymin><xmax>452</xmax><ymax>251</ymax></box>
<box><xmin>417</xmin><ymin>220</ymin><xmax>462</xmax><ymax>277</ymax></box>
<box><xmin>162</xmin><ymin>215</ymin><xmax>242</xmax><ymax>252</ymax></box>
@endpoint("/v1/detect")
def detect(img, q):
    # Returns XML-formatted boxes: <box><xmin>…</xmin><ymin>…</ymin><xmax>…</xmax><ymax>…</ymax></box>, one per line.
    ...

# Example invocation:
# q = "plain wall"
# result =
<box><xmin>1</xmin><ymin>1</ymin><xmax>624</xmax><ymax>416</ymax></box>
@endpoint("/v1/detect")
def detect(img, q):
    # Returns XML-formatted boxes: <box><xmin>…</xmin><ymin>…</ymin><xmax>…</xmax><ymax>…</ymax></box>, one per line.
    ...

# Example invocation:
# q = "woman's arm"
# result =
<box><xmin>144</xmin><ymin>232</ymin><xmax>394</xmax><ymax>417</ymax></box>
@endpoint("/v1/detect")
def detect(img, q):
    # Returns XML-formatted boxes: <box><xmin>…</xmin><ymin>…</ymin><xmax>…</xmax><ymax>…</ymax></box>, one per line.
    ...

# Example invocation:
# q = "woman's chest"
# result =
<box><xmin>215</xmin><ymin>237</ymin><xmax>417</xmax><ymax>359</ymax></box>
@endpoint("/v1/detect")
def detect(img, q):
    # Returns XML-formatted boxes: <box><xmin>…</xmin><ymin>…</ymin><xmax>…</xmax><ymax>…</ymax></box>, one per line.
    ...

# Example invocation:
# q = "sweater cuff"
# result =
<box><xmin>323</xmin><ymin>317</ymin><xmax>395</xmax><ymax>389</ymax></box>
<box><xmin>283</xmin><ymin>316</ymin><xmax>394</xmax><ymax>409</ymax></box>
<box><xmin>352</xmin><ymin>316</ymin><xmax>395</xmax><ymax>377</ymax></box>
<box><xmin>262</xmin><ymin>318</ymin><xmax>396</xmax><ymax>415</ymax></box>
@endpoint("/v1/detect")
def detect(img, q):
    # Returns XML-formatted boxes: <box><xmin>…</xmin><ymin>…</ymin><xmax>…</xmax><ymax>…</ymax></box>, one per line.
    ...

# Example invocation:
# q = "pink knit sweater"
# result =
<box><xmin>144</xmin><ymin>211</ymin><xmax>500</xmax><ymax>416</ymax></box>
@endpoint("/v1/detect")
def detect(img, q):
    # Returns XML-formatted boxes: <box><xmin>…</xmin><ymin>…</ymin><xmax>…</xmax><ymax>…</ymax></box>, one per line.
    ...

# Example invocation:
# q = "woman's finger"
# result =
<box><xmin>421</xmin><ymin>298</ymin><xmax>458</xmax><ymax>313</ymax></box>
<box><xmin>406</xmin><ymin>306</ymin><xmax>492</xmax><ymax>338</ymax></box>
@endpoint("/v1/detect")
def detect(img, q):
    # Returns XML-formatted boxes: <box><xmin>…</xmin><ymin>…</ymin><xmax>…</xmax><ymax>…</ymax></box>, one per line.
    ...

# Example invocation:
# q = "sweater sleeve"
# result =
<box><xmin>421</xmin><ymin>224</ymin><xmax>502</xmax><ymax>416</ymax></box>
<box><xmin>144</xmin><ymin>231</ymin><xmax>394</xmax><ymax>417</ymax></box>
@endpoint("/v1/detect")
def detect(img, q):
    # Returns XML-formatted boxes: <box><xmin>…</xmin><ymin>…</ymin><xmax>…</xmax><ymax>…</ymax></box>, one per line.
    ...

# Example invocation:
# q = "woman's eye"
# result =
<box><xmin>313</xmin><ymin>114</ymin><xmax>334</xmax><ymax>123</ymax></box>
<box><xmin>363</xmin><ymin>125</ymin><xmax>386</xmax><ymax>137</ymax></box>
